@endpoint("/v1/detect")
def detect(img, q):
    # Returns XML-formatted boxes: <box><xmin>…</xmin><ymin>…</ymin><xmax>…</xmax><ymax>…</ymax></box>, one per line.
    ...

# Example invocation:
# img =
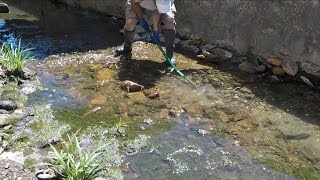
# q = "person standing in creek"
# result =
<box><xmin>115</xmin><ymin>0</ymin><xmax>176</xmax><ymax>65</ymax></box>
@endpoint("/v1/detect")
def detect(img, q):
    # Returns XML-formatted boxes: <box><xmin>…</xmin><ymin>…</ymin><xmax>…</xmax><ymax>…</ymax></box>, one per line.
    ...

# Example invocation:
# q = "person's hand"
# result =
<box><xmin>151</xmin><ymin>31</ymin><xmax>160</xmax><ymax>44</ymax></box>
<box><xmin>140</xmin><ymin>18</ymin><xmax>151</xmax><ymax>32</ymax></box>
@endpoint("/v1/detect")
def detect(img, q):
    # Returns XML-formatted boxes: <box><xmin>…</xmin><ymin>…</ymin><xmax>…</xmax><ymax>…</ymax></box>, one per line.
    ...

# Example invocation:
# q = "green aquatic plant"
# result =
<box><xmin>0</xmin><ymin>39</ymin><xmax>33</xmax><ymax>77</ymax></box>
<box><xmin>114</xmin><ymin>118</ymin><xmax>128</xmax><ymax>130</ymax></box>
<box><xmin>49</xmin><ymin>132</ymin><xmax>103</xmax><ymax>180</ymax></box>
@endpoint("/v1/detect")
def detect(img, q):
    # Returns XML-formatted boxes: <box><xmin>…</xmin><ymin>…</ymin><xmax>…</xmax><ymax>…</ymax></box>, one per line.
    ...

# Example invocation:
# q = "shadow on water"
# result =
<box><xmin>0</xmin><ymin>0</ymin><xmax>123</xmax><ymax>59</ymax></box>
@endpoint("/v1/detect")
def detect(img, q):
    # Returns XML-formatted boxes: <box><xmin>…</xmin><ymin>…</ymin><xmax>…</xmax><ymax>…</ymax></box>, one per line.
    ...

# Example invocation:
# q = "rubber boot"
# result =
<box><xmin>115</xmin><ymin>30</ymin><xmax>135</xmax><ymax>57</ymax></box>
<box><xmin>163</xmin><ymin>29</ymin><xmax>176</xmax><ymax>65</ymax></box>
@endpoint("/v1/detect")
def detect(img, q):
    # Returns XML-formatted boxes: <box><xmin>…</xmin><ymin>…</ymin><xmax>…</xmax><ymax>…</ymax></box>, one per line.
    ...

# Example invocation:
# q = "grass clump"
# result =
<box><xmin>49</xmin><ymin>132</ymin><xmax>104</xmax><ymax>180</ymax></box>
<box><xmin>0</xmin><ymin>39</ymin><xmax>33</xmax><ymax>77</ymax></box>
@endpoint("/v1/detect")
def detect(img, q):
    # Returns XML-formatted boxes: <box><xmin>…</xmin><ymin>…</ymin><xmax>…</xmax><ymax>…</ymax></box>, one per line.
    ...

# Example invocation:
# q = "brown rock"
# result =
<box><xmin>267</xmin><ymin>57</ymin><xmax>282</xmax><ymax>67</ymax></box>
<box><xmin>272</xmin><ymin>67</ymin><xmax>286</xmax><ymax>76</ymax></box>
<box><xmin>231</xmin><ymin>111</ymin><xmax>249</xmax><ymax>122</ymax></box>
<box><xmin>126</xmin><ymin>92</ymin><xmax>147</xmax><ymax>102</ymax></box>
<box><xmin>159</xmin><ymin>109</ymin><xmax>169</xmax><ymax>119</ymax></box>
<box><xmin>213</xmin><ymin>100</ymin><xmax>225</xmax><ymax>109</ymax></box>
<box><xmin>227</xmin><ymin>125</ymin><xmax>242</xmax><ymax>135</ymax></box>
<box><xmin>183</xmin><ymin>104</ymin><xmax>202</xmax><ymax>115</ymax></box>
<box><xmin>213</xmin><ymin>111</ymin><xmax>230</xmax><ymax>122</ymax></box>
<box><xmin>282</xmin><ymin>60</ymin><xmax>298</xmax><ymax>76</ymax></box>
<box><xmin>147</xmin><ymin>92</ymin><xmax>160</xmax><ymax>99</ymax></box>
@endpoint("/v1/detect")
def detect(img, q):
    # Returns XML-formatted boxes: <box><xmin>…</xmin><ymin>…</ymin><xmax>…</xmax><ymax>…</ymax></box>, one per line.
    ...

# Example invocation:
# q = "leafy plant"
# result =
<box><xmin>0</xmin><ymin>39</ymin><xmax>33</xmax><ymax>77</ymax></box>
<box><xmin>49</xmin><ymin>132</ymin><xmax>104</xmax><ymax>180</ymax></box>
<box><xmin>114</xmin><ymin>118</ymin><xmax>128</xmax><ymax>130</ymax></box>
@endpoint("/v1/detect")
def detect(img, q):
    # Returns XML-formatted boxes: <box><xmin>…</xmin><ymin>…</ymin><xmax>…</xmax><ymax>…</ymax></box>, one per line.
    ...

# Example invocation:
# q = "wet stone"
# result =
<box><xmin>0</xmin><ymin>100</ymin><xmax>17</xmax><ymax>111</ymax></box>
<box><xmin>197</xmin><ymin>129</ymin><xmax>210</xmax><ymax>136</ymax></box>
<box><xmin>207</xmin><ymin>48</ymin><xmax>233</xmax><ymax>60</ymax></box>
<box><xmin>272</xmin><ymin>67</ymin><xmax>286</xmax><ymax>76</ymax></box>
<box><xmin>238</xmin><ymin>61</ymin><xmax>256</xmax><ymax>73</ymax></box>
<box><xmin>267</xmin><ymin>57</ymin><xmax>282</xmax><ymax>67</ymax></box>
<box><xmin>255</xmin><ymin>65</ymin><xmax>267</xmax><ymax>73</ymax></box>
<box><xmin>268</xmin><ymin>75</ymin><xmax>280</xmax><ymax>83</ymax></box>
<box><xmin>0</xmin><ymin>116</ymin><xmax>10</xmax><ymax>127</ymax></box>
<box><xmin>176</xmin><ymin>40</ymin><xmax>200</xmax><ymax>55</ymax></box>
<box><xmin>143</xmin><ymin>118</ymin><xmax>154</xmax><ymax>125</ymax></box>
<box><xmin>0</xmin><ymin>109</ymin><xmax>9</xmax><ymax>114</ymax></box>
<box><xmin>282</xmin><ymin>60</ymin><xmax>298</xmax><ymax>76</ymax></box>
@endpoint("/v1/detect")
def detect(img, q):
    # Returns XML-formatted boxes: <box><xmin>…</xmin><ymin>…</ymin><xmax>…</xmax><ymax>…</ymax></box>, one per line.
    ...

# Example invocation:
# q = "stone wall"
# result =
<box><xmin>55</xmin><ymin>0</ymin><xmax>320</xmax><ymax>75</ymax></box>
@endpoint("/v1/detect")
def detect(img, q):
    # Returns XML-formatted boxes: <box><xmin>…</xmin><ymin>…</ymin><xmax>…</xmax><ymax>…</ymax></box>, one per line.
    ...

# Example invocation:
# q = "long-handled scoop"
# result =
<box><xmin>148</xmin><ymin>30</ymin><xmax>197</xmax><ymax>88</ymax></box>
<box><xmin>0</xmin><ymin>3</ymin><xmax>9</xmax><ymax>13</ymax></box>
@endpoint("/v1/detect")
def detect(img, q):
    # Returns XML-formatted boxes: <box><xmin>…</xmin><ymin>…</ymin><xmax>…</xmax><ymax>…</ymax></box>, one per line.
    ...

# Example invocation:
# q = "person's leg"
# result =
<box><xmin>115</xmin><ymin>1</ymin><xmax>139</xmax><ymax>56</ymax></box>
<box><xmin>161</xmin><ymin>11</ymin><xmax>176</xmax><ymax>63</ymax></box>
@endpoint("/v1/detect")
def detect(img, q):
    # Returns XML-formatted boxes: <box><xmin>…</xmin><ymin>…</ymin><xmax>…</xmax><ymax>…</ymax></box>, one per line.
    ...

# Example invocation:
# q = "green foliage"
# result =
<box><xmin>0</xmin><ymin>39</ymin><xmax>33</xmax><ymax>77</ymax></box>
<box><xmin>49</xmin><ymin>132</ymin><xmax>103</xmax><ymax>180</ymax></box>
<box><xmin>114</xmin><ymin>118</ymin><xmax>128</xmax><ymax>130</ymax></box>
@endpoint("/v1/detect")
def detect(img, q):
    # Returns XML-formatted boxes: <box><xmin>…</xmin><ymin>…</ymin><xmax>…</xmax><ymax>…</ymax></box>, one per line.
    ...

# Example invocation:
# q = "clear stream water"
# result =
<box><xmin>0</xmin><ymin>1</ymin><xmax>297</xmax><ymax>179</ymax></box>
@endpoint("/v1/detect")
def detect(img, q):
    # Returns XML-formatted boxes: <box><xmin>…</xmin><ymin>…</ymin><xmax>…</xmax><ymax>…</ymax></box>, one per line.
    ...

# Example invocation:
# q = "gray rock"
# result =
<box><xmin>208</xmin><ymin>48</ymin><xmax>233</xmax><ymax>60</ymax></box>
<box><xmin>177</xmin><ymin>40</ymin><xmax>200</xmax><ymax>55</ymax></box>
<box><xmin>13</xmin><ymin>107</ymin><xmax>34</xmax><ymax>117</ymax></box>
<box><xmin>300</xmin><ymin>136</ymin><xmax>320</xmax><ymax>164</ymax></box>
<box><xmin>0</xmin><ymin>115</ymin><xmax>10</xmax><ymax>127</ymax></box>
<box><xmin>20</xmin><ymin>82</ymin><xmax>37</xmax><ymax>95</ymax></box>
<box><xmin>238</xmin><ymin>61</ymin><xmax>256</xmax><ymax>73</ymax></box>
<box><xmin>0</xmin><ymin>100</ymin><xmax>17</xmax><ymax>111</ymax></box>
<box><xmin>0</xmin><ymin>109</ymin><xmax>9</xmax><ymax>114</ymax></box>
<box><xmin>200</xmin><ymin>43</ymin><xmax>217</xmax><ymax>52</ymax></box>
<box><xmin>174</xmin><ymin>38</ymin><xmax>182</xmax><ymax>44</ymax></box>
<box><xmin>279</xmin><ymin>48</ymin><xmax>289</xmax><ymax>56</ymax></box>
<box><xmin>300</xmin><ymin>62</ymin><xmax>320</xmax><ymax>77</ymax></box>
<box><xmin>197</xmin><ymin>129</ymin><xmax>210</xmax><ymax>136</ymax></box>
<box><xmin>300</xmin><ymin>76</ymin><xmax>313</xmax><ymax>87</ymax></box>
<box><xmin>0</xmin><ymin>67</ymin><xmax>5</xmax><ymax>78</ymax></box>
<box><xmin>282</xmin><ymin>60</ymin><xmax>298</xmax><ymax>76</ymax></box>
<box><xmin>23</xmin><ymin>67</ymin><xmax>37</xmax><ymax>79</ymax></box>
<box><xmin>143</xmin><ymin>118</ymin><xmax>154</xmax><ymax>125</ymax></box>
<box><xmin>269</xmin><ymin>75</ymin><xmax>280</xmax><ymax>83</ymax></box>
<box><xmin>255</xmin><ymin>65</ymin><xmax>267</xmax><ymax>73</ymax></box>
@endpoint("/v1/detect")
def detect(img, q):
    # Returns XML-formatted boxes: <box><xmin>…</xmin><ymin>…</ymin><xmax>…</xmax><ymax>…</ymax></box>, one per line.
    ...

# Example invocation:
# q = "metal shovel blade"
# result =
<box><xmin>0</xmin><ymin>3</ymin><xmax>9</xmax><ymax>13</ymax></box>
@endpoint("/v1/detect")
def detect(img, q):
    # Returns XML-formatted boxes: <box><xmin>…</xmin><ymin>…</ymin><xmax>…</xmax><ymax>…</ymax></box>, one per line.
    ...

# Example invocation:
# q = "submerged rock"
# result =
<box><xmin>0</xmin><ymin>100</ymin><xmax>17</xmax><ymax>111</ymax></box>
<box><xmin>197</xmin><ymin>129</ymin><xmax>210</xmax><ymax>136</ymax></box>
<box><xmin>143</xmin><ymin>118</ymin><xmax>154</xmax><ymax>125</ymax></box>
<box><xmin>272</xmin><ymin>67</ymin><xmax>286</xmax><ymax>76</ymax></box>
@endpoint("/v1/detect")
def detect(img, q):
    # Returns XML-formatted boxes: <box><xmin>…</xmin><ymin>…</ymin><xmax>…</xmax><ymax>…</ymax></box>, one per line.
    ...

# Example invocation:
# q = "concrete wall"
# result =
<box><xmin>55</xmin><ymin>0</ymin><xmax>320</xmax><ymax>69</ymax></box>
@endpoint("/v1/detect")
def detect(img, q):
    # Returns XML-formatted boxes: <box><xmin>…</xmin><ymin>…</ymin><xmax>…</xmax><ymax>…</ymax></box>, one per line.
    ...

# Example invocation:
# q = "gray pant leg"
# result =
<box><xmin>163</xmin><ymin>29</ymin><xmax>176</xmax><ymax>60</ymax></box>
<box><xmin>124</xmin><ymin>29</ymin><xmax>135</xmax><ymax>50</ymax></box>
